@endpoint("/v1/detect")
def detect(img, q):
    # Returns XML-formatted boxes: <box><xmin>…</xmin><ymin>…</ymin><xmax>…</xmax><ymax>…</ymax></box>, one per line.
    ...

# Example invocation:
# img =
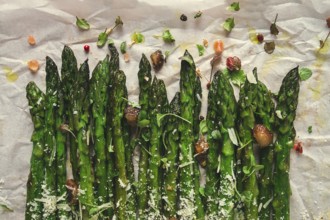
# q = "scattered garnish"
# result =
<box><xmin>223</xmin><ymin>17</ymin><xmax>235</xmax><ymax>32</ymax></box>
<box><xmin>327</xmin><ymin>17</ymin><xmax>330</xmax><ymax>28</ymax></box>
<box><xmin>256</xmin><ymin>33</ymin><xmax>264</xmax><ymax>43</ymax></box>
<box><xmin>154</xmin><ymin>30</ymin><xmax>175</xmax><ymax>43</ymax></box>
<box><xmin>27</xmin><ymin>35</ymin><xmax>36</xmax><ymax>46</ymax></box>
<box><xmin>194</xmin><ymin>11</ymin><xmax>203</xmax><ymax>19</ymax></box>
<box><xmin>66</xmin><ymin>179</ymin><xmax>78</xmax><ymax>205</ymax></box>
<box><xmin>123</xmin><ymin>53</ymin><xmax>130</xmax><ymax>63</ymax></box>
<box><xmin>307</xmin><ymin>126</ymin><xmax>313</xmax><ymax>134</ymax></box>
<box><xmin>4</xmin><ymin>67</ymin><xmax>18</xmax><ymax>82</ymax></box>
<box><xmin>298</xmin><ymin>68</ymin><xmax>313</xmax><ymax>81</ymax></box>
<box><xmin>76</xmin><ymin>16</ymin><xmax>90</xmax><ymax>30</ymax></box>
<box><xmin>129</xmin><ymin>31</ymin><xmax>145</xmax><ymax>47</ymax></box>
<box><xmin>320</xmin><ymin>18</ymin><xmax>330</xmax><ymax>49</ymax></box>
<box><xmin>253</xmin><ymin>124</ymin><xmax>273</xmax><ymax>148</ymax></box>
<box><xmin>97</xmin><ymin>16</ymin><xmax>123</xmax><ymax>48</ymax></box>
<box><xmin>120</xmin><ymin>41</ymin><xmax>127</xmax><ymax>54</ymax></box>
<box><xmin>226</xmin><ymin>56</ymin><xmax>241</xmax><ymax>71</ymax></box>
<box><xmin>196</xmin><ymin>68</ymin><xmax>202</xmax><ymax>78</ymax></box>
<box><xmin>28</xmin><ymin>59</ymin><xmax>39</xmax><ymax>74</ymax></box>
<box><xmin>293</xmin><ymin>141</ymin><xmax>303</xmax><ymax>154</ymax></box>
<box><xmin>222</xmin><ymin>68</ymin><xmax>246</xmax><ymax>87</ymax></box>
<box><xmin>227</xmin><ymin>2</ymin><xmax>240</xmax><ymax>11</ymax></box>
<box><xmin>194</xmin><ymin>136</ymin><xmax>209</xmax><ymax>167</ymax></box>
<box><xmin>264</xmin><ymin>41</ymin><xmax>275</xmax><ymax>54</ymax></box>
<box><xmin>213</xmin><ymin>39</ymin><xmax>224</xmax><ymax>55</ymax></box>
<box><xmin>203</xmin><ymin>39</ymin><xmax>208</xmax><ymax>47</ymax></box>
<box><xmin>270</xmin><ymin>13</ymin><xmax>279</xmax><ymax>35</ymax></box>
<box><xmin>125</xmin><ymin>105</ymin><xmax>140</xmax><ymax>127</ymax></box>
<box><xmin>83</xmin><ymin>45</ymin><xmax>90</xmax><ymax>53</ymax></box>
<box><xmin>196</xmin><ymin>44</ymin><xmax>205</xmax><ymax>56</ymax></box>
<box><xmin>150</xmin><ymin>50</ymin><xmax>165</xmax><ymax>71</ymax></box>
<box><xmin>180</xmin><ymin>14</ymin><xmax>188</xmax><ymax>21</ymax></box>
<box><xmin>164</xmin><ymin>45</ymin><xmax>180</xmax><ymax>62</ymax></box>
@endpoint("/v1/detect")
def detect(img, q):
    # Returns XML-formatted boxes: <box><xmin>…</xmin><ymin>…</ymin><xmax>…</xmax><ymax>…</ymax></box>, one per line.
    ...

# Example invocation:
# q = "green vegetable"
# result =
<box><xmin>76</xmin><ymin>16</ymin><xmax>90</xmax><ymax>30</ymax></box>
<box><xmin>273</xmin><ymin>67</ymin><xmax>300</xmax><ymax>220</ymax></box>
<box><xmin>299</xmin><ymin>68</ymin><xmax>313</xmax><ymax>81</ymax></box>
<box><xmin>227</xmin><ymin>2</ymin><xmax>240</xmax><ymax>11</ymax></box>
<box><xmin>223</xmin><ymin>68</ymin><xmax>246</xmax><ymax>87</ymax></box>
<box><xmin>270</xmin><ymin>14</ymin><xmax>279</xmax><ymax>35</ymax></box>
<box><xmin>196</xmin><ymin>44</ymin><xmax>205</xmax><ymax>56</ymax></box>
<box><xmin>223</xmin><ymin>17</ymin><xmax>235</xmax><ymax>32</ymax></box>
<box><xmin>120</xmin><ymin>41</ymin><xmax>127</xmax><ymax>54</ymax></box>
<box><xmin>25</xmin><ymin>82</ymin><xmax>45</xmax><ymax>220</ymax></box>
<box><xmin>136</xmin><ymin>54</ymin><xmax>152</xmax><ymax>219</ymax></box>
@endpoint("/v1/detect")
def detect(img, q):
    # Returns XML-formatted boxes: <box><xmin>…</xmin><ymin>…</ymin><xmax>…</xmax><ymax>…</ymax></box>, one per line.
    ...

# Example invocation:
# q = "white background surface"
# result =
<box><xmin>0</xmin><ymin>0</ymin><xmax>330</xmax><ymax>219</ymax></box>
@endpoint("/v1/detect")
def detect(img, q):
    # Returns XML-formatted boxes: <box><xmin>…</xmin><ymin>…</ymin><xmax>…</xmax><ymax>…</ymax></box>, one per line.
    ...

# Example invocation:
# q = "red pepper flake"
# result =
<box><xmin>84</xmin><ymin>45</ymin><xmax>90</xmax><ymax>53</ymax></box>
<box><xmin>293</xmin><ymin>141</ymin><xmax>303</xmax><ymax>154</ymax></box>
<box><xmin>256</xmin><ymin>33</ymin><xmax>264</xmax><ymax>43</ymax></box>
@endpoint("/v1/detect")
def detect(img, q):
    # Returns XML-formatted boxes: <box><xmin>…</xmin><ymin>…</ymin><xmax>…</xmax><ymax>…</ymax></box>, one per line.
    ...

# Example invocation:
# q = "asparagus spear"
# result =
<box><xmin>236</xmin><ymin>72</ymin><xmax>259</xmax><ymax>220</ymax></box>
<box><xmin>147</xmin><ymin>78</ymin><xmax>168</xmax><ymax>219</ymax></box>
<box><xmin>105</xmin><ymin>43</ymin><xmax>120</xmax><ymax>218</ymax></box>
<box><xmin>273</xmin><ymin>67</ymin><xmax>300</xmax><ymax>220</ymax></box>
<box><xmin>205</xmin><ymin>72</ymin><xmax>221</xmax><ymax>218</ymax></box>
<box><xmin>254</xmin><ymin>69</ymin><xmax>275</xmax><ymax>219</ymax></box>
<box><xmin>177</xmin><ymin>50</ymin><xmax>198</xmax><ymax>218</ymax></box>
<box><xmin>217</xmin><ymin>71</ymin><xmax>237</xmax><ymax>219</ymax></box>
<box><xmin>61</xmin><ymin>46</ymin><xmax>79</xmax><ymax>181</ymax></box>
<box><xmin>89</xmin><ymin>55</ymin><xmax>110</xmax><ymax>209</ymax></box>
<box><xmin>136</xmin><ymin>54</ymin><xmax>152</xmax><ymax>219</ymax></box>
<box><xmin>163</xmin><ymin>92</ymin><xmax>180</xmax><ymax>219</ymax></box>
<box><xmin>111</xmin><ymin>70</ymin><xmax>128</xmax><ymax>219</ymax></box>
<box><xmin>25</xmin><ymin>82</ymin><xmax>45</xmax><ymax>220</ymax></box>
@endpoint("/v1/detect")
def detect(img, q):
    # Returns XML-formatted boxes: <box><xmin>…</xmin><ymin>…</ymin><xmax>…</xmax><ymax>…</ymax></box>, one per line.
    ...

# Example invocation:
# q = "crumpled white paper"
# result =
<box><xmin>0</xmin><ymin>0</ymin><xmax>330</xmax><ymax>219</ymax></box>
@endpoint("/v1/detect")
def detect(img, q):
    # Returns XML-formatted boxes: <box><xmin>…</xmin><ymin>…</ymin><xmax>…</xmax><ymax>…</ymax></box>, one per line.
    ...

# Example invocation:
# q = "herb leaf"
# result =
<box><xmin>223</xmin><ymin>68</ymin><xmax>246</xmax><ymax>87</ymax></box>
<box><xmin>270</xmin><ymin>14</ymin><xmax>279</xmax><ymax>35</ymax></box>
<box><xmin>223</xmin><ymin>17</ymin><xmax>235</xmax><ymax>32</ymax></box>
<box><xmin>264</xmin><ymin>41</ymin><xmax>275</xmax><ymax>54</ymax></box>
<box><xmin>97</xmin><ymin>30</ymin><xmax>108</xmax><ymax>48</ymax></box>
<box><xmin>76</xmin><ymin>16</ymin><xmax>90</xmax><ymax>30</ymax></box>
<box><xmin>194</xmin><ymin>11</ymin><xmax>203</xmax><ymax>19</ymax></box>
<box><xmin>120</xmin><ymin>41</ymin><xmax>127</xmax><ymax>54</ymax></box>
<box><xmin>162</xmin><ymin>30</ymin><xmax>175</xmax><ymax>43</ymax></box>
<box><xmin>308</xmin><ymin>126</ymin><xmax>313</xmax><ymax>134</ymax></box>
<box><xmin>199</xmin><ymin>119</ymin><xmax>208</xmax><ymax>134</ymax></box>
<box><xmin>227</xmin><ymin>2</ymin><xmax>240</xmax><ymax>11</ymax></box>
<box><xmin>196</xmin><ymin>44</ymin><xmax>205</xmax><ymax>56</ymax></box>
<box><xmin>131</xmin><ymin>32</ymin><xmax>145</xmax><ymax>44</ymax></box>
<box><xmin>299</xmin><ymin>68</ymin><xmax>312</xmax><ymax>81</ymax></box>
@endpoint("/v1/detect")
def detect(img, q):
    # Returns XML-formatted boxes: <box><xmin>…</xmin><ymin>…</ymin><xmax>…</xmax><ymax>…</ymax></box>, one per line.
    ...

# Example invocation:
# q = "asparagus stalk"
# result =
<box><xmin>89</xmin><ymin>55</ymin><xmax>110</xmax><ymax>209</ymax></box>
<box><xmin>111</xmin><ymin>70</ymin><xmax>128</xmax><ymax>219</ymax></box>
<box><xmin>105</xmin><ymin>43</ymin><xmax>120</xmax><ymax>218</ymax></box>
<box><xmin>136</xmin><ymin>54</ymin><xmax>152</xmax><ymax>219</ymax></box>
<box><xmin>61</xmin><ymin>46</ymin><xmax>79</xmax><ymax>181</ymax></box>
<box><xmin>147</xmin><ymin>78</ymin><xmax>168</xmax><ymax>219</ymax></box>
<box><xmin>177</xmin><ymin>50</ymin><xmax>198</xmax><ymax>218</ymax></box>
<box><xmin>273</xmin><ymin>67</ymin><xmax>300</xmax><ymax>219</ymax></box>
<box><xmin>163</xmin><ymin>92</ymin><xmax>180</xmax><ymax>219</ymax></box>
<box><xmin>205</xmin><ymin>72</ymin><xmax>221</xmax><ymax>218</ymax></box>
<box><xmin>217</xmin><ymin>71</ymin><xmax>237</xmax><ymax>219</ymax></box>
<box><xmin>237</xmin><ymin>71</ymin><xmax>259</xmax><ymax>220</ymax></box>
<box><xmin>25</xmin><ymin>82</ymin><xmax>45</xmax><ymax>220</ymax></box>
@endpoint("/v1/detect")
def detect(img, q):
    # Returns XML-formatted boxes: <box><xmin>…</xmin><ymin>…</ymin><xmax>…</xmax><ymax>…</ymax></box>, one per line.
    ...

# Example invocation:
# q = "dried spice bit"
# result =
<box><xmin>150</xmin><ymin>50</ymin><xmax>165</xmax><ymax>72</ymax></box>
<box><xmin>196</xmin><ymin>68</ymin><xmax>202</xmax><ymax>78</ymax></box>
<box><xmin>213</xmin><ymin>39</ymin><xmax>224</xmax><ymax>55</ymax></box>
<box><xmin>223</xmin><ymin>17</ymin><xmax>235</xmax><ymax>32</ymax></box>
<box><xmin>194</xmin><ymin>11</ymin><xmax>203</xmax><ymax>19</ymax></box>
<box><xmin>83</xmin><ymin>45</ymin><xmax>90</xmax><ymax>53</ymax></box>
<box><xmin>226</xmin><ymin>56</ymin><xmax>241</xmax><ymax>71</ymax></box>
<box><xmin>195</xmin><ymin>136</ymin><xmax>209</xmax><ymax>167</ymax></box>
<box><xmin>203</xmin><ymin>39</ymin><xmax>208</xmax><ymax>47</ymax></box>
<box><xmin>253</xmin><ymin>124</ymin><xmax>273</xmax><ymax>148</ymax></box>
<box><xmin>123</xmin><ymin>53</ymin><xmax>130</xmax><ymax>63</ymax></box>
<box><xmin>206</xmin><ymin>82</ymin><xmax>211</xmax><ymax>90</ymax></box>
<box><xmin>76</xmin><ymin>16</ymin><xmax>90</xmax><ymax>30</ymax></box>
<box><xmin>28</xmin><ymin>59</ymin><xmax>39</xmax><ymax>74</ymax></box>
<box><xmin>27</xmin><ymin>35</ymin><xmax>36</xmax><ymax>46</ymax></box>
<box><xmin>270</xmin><ymin>13</ymin><xmax>279</xmax><ymax>35</ymax></box>
<box><xmin>256</xmin><ymin>33</ymin><xmax>264</xmax><ymax>43</ymax></box>
<box><xmin>180</xmin><ymin>14</ymin><xmax>187</xmax><ymax>21</ymax></box>
<box><xmin>66</xmin><ymin>179</ymin><xmax>79</xmax><ymax>205</ymax></box>
<box><xmin>327</xmin><ymin>17</ymin><xmax>330</xmax><ymax>28</ymax></box>
<box><xmin>264</xmin><ymin>41</ymin><xmax>275</xmax><ymax>54</ymax></box>
<box><xmin>293</xmin><ymin>141</ymin><xmax>303</xmax><ymax>154</ymax></box>
<box><xmin>125</xmin><ymin>105</ymin><xmax>140</xmax><ymax>127</ymax></box>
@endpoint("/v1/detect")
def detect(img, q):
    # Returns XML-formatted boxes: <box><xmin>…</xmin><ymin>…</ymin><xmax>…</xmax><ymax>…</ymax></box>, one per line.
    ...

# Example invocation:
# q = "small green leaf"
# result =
<box><xmin>138</xmin><ymin>119</ymin><xmax>150</xmax><ymax>128</ymax></box>
<box><xmin>264</xmin><ymin>41</ymin><xmax>275</xmax><ymax>54</ymax></box>
<box><xmin>211</xmin><ymin>130</ymin><xmax>221</xmax><ymax>140</ymax></box>
<box><xmin>194</xmin><ymin>11</ymin><xmax>203</xmax><ymax>19</ymax></box>
<box><xmin>196</xmin><ymin>44</ymin><xmax>205</xmax><ymax>56</ymax></box>
<box><xmin>223</xmin><ymin>17</ymin><xmax>235</xmax><ymax>32</ymax></box>
<box><xmin>76</xmin><ymin>16</ymin><xmax>90</xmax><ymax>30</ymax></box>
<box><xmin>115</xmin><ymin>16</ymin><xmax>123</xmax><ymax>26</ymax></box>
<box><xmin>223</xmin><ymin>68</ymin><xmax>246</xmax><ymax>86</ymax></box>
<box><xmin>254</xmin><ymin>164</ymin><xmax>264</xmax><ymax>171</ymax></box>
<box><xmin>156</xmin><ymin>114</ymin><xmax>164</xmax><ymax>127</ymax></box>
<box><xmin>227</xmin><ymin>2</ymin><xmax>240</xmax><ymax>11</ymax></box>
<box><xmin>160</xmin><ymin>158</ymin><xmax>168</xmax><ymax>163</ymax></box>
<box><xmin>97</xmin><ymin>30</ymin><xmax>108</xmax><ymax>48</ymax></box>
<box><xmin>308</xmin><ymin>126</ymin><xmax>313</xmax><ymax>134</ymax></box>
<box><xmin>242</xmin><ymin>166</ymin><xmax>250</xmax><ymax>175</ymax></box>
<box><xmin>120</xmin><ymin>41</ymin><xmax>127</xmax><ymax>54</ymax></box>
<box><xmin>199</xmin><ymin>187</ymin><xmax>205</xmax><ymax>197</ymax></box>
<box><xmin>199</xmin><ymin>119</ymin><xmax>208</xmax><ymax>134</ymax></box>
<box><xmin>131</xmin><ymin>32</ymin><xmax>145</xmax><ymax>44</ymax></box>
<box><xmin>162</xmin><ymin>30</ymin><xmax>175</xmax><ymax>43</ymax></box>
<box><xmin>299</xmin><ymin>68</ymin><xmax>313</xmax><ymax>81</ymax></box>
<box><xmin>107</xmin><ymin>38</ymin><xmax>114</xmax><ymax>45</ymax></box>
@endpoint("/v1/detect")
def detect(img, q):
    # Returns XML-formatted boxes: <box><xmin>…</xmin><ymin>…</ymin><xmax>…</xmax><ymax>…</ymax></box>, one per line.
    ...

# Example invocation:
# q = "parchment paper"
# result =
<box><xmin>0</xmin><ymin>0</ymin><xmax>330</xmax><ymax>219</ymax></box>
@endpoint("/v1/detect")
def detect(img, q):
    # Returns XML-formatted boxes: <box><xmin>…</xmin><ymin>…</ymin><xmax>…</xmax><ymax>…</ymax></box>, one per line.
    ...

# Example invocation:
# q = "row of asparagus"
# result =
<box><xmin>25</xmin><ymin>43</ymin><xmax>300</xmax><ymax>220</ymax></box>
